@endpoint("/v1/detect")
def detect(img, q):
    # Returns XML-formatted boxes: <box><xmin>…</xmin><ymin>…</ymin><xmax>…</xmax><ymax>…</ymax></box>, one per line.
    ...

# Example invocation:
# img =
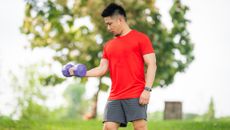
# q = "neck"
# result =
<box><xmin>119</xmin><ymin>24</ymin><xmax>131</xmax><ymax>36</ymax></box>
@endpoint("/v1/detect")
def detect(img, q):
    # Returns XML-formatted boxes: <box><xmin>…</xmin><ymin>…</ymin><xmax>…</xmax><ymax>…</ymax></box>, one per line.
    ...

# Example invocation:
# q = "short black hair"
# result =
<box><xmin>101</xmin><ymin>3</ymin><xmax>126</xmax><ymax>19</ymax></box>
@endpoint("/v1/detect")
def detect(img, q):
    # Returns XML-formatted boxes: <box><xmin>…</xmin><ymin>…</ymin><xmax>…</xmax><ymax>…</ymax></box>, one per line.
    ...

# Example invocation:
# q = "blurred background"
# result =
<box><xmin>0</xmin><ymin>0</ymin><xmax>230</xmax><ymax>129</ymax></box>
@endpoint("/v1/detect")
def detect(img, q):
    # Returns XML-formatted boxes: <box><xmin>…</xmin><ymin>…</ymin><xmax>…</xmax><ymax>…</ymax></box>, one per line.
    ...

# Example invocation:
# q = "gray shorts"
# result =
<box><xmin>103</xmin><ymin>98</ymin><xmax>147</xmax><ymax>127</ymax></box>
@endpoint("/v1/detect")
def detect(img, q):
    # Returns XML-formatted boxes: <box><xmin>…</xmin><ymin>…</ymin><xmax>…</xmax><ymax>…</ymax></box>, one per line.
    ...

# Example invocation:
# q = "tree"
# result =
<box><xmin>9</xmin><ymin>61</ymin><xmax>64</xmax><ymax>120</ymax></box>
<box><xmin>204</xmin><ymin>97</ymin><xmax>215</xmax><ymax>120</ymax></box>
<box><xmin>21</xmin><ymin>0</ymin><xmax>194</xmax><ymax>119</ymax></box>
<box><xmin>63</xmin><ymin>81</ymin><xmax>90</xmax><ymax>119</ymax></box>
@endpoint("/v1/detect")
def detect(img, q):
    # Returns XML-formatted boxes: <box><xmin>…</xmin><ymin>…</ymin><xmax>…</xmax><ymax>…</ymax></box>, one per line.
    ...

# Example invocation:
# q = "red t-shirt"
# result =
<box><xmin>103</xmin><ymin>30</ymin><xmax>154</xmax><ymax>100</ymax></box>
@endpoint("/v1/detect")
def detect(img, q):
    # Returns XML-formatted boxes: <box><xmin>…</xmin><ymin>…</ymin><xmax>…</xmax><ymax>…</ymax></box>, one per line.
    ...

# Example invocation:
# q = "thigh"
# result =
<box><xmin>103</xmin><ymin>100</ymin><xmax>127</xmax><ymax>127</ymax></box>
<box><xmin>121</xmin><ymin>98</ymin><xmax>147</xmax><ymax>122</ymax></box>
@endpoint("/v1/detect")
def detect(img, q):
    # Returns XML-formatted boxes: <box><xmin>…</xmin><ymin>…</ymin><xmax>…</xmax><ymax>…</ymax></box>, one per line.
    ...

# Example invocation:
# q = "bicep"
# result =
<box><xmin>143</xmin><ymin>53</ymin><xmax>156</xmax><ymax>65</ymax></box>
<box><xmin>99</xmin><ymin>58</ymin><xmax>109</xmax><ymax>73</ymax></box>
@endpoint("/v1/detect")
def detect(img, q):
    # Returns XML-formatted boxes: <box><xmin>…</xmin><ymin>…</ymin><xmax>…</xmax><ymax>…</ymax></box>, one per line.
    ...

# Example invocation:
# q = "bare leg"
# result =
<box><xmin>103</xmin><ymin>122</ymin><xmax>120</xmax><ymax>130</ymax></box>
<box><xmin>132</xmin><ymin>119</ymin><xmax>147</xmax><ymax>130</ymax></box>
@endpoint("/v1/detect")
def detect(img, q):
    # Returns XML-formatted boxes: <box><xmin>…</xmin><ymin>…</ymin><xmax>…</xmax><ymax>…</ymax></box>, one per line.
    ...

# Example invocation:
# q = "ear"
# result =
<box><xmin>118</xmin><ymin>16</ymin><xmax>123</xmax><ymax>24</ymax></box>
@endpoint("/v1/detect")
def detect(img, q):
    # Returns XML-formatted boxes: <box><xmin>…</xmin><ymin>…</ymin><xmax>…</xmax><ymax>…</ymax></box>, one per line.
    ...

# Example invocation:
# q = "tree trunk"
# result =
<box><xmin>83</xmin><ymin>77</ymin><xmax>101</xmax><ymax>120</ymax></box>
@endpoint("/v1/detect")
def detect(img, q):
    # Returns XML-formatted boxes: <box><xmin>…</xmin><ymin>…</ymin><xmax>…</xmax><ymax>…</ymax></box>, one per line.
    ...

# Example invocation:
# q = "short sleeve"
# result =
<box><xmin>139</xmin><ymin>34</ymin><xmax>154</xmax><ymax>55</ymax></box>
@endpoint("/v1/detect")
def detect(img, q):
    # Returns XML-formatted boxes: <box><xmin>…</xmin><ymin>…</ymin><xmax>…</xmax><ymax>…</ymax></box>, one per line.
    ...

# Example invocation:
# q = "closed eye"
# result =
<box><xmin>106</xmin><ymin>22</ymin><xmax>112</xmax><ymax>26</ymax></box>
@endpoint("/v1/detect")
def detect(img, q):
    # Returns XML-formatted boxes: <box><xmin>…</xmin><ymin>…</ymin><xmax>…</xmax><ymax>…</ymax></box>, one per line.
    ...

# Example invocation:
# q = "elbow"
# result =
<box><xmin>153</xmin><ymin>63</ymin><xmax>157</xmax><ymax>70</ymax></box>
<box><xmin>153</xmin><ymin>64</ymin><xmax>157</xmax><ymax>73</ymax></box>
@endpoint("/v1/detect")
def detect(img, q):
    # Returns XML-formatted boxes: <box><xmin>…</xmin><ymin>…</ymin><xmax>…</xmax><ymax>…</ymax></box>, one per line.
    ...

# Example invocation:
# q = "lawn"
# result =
<box><xmin>0</xmin><ymin>119</ymin><xmax>230</xmax><ymax>130</ymax></box>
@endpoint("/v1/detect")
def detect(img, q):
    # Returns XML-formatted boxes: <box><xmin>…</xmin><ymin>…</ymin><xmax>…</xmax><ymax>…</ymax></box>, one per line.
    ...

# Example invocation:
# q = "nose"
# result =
<box><xmin>107</xmin><ymin>25</ymin><xmax>111</xmax><ymax>32</ymax></box>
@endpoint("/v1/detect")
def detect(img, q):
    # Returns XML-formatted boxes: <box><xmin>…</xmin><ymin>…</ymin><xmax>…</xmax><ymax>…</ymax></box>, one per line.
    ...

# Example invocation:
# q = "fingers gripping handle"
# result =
<box><xmin>62</xmin><ymin>64</ymin><xmax>74</xmax><ymax>77</ymax></box>
<box><xmin>62</xmin><ymin>63</ymin><xmax>87</xmax><ymax>77</ymax></box>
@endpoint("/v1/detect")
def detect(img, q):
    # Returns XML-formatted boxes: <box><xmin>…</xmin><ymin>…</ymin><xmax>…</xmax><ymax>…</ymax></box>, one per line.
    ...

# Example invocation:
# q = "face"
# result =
<box><xmin>104</xmin><ymin>16</ymin><xmax>122</xmax><ymax>36</ymax></box>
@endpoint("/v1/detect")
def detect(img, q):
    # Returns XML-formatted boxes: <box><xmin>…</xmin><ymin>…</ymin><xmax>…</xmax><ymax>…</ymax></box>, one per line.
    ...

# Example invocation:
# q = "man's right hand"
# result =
<box><xmin>62</xmin><ymin>63</ymin><xmax>74</xmax><ymax>77</ymax></box>
<box><xmin>69</xmin><ymin>67</ymin><xmax>75</xmax><ymax>76</ymax></box>
<box><xmin>62</xmin><ymin>63</ymin><xmax>87</xmax><ymax>77</ymax></box>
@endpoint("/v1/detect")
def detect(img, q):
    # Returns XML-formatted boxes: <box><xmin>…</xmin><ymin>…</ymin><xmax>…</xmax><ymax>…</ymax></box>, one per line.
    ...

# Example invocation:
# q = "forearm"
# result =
<box><xmin>145</xmin><ymin>63</ymin><xmax>157</xmax><ymax>87</ymax></box>
<box><xmin>85</xmin><ymin>58</ymin><xmax>108</xmax><ymax>77</ymax></box>
<box><xmin>85</xmin><ymin>67</ymin><xmax>105</xmax><ymax>77</ymax></box>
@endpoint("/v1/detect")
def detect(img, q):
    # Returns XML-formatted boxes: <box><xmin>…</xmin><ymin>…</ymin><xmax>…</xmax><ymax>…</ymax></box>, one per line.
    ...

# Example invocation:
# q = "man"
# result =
<box><xmin>70</xmin><ymin>3</ymin><xmax>157</xmax><ymax>130</ymax></box>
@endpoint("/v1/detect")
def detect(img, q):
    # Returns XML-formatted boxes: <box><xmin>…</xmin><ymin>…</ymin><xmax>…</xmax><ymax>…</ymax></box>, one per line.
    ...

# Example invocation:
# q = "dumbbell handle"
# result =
<box><xmin>62</xmin><ymin>64</ymin><xmax>87</xmax><ymax>77</ymax></box>
<box><xmin>73</xmin><ymin>64</ymin><xmax>87</xmax><ymax>77</ymax></box>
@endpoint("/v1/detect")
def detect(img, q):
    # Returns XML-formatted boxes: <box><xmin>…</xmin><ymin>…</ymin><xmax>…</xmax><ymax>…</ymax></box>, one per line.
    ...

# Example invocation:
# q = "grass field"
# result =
<box><xmin>0</xmin><ymin>119</ymin><xmax>230</xmax><ymax>130</ymax></box>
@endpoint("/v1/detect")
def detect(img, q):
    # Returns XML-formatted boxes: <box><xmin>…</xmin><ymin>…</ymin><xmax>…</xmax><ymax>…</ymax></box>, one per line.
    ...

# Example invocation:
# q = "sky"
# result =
<box><xmin>0</xmin><ymin>0</ymin><xmax>230</xmax><ymax>118</ymax></box>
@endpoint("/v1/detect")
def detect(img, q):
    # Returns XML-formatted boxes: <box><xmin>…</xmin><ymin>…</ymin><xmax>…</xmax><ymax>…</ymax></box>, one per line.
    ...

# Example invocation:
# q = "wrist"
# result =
<box><xmin>144</xmin><ymin>86</ymin><xmax>152</xmax><ymax>92</ymax></box>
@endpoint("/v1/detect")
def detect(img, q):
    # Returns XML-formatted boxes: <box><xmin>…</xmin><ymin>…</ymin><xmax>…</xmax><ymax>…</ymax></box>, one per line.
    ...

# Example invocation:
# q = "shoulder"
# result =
<box><xmin>132</xmin><ymin>30</ymin><xmax>149</xmax><ymax>39</ymax></box>
<box><xmin>103</xmin><ymin>39</ymin><xmax>114</xmax><ymax>48</ymax></box>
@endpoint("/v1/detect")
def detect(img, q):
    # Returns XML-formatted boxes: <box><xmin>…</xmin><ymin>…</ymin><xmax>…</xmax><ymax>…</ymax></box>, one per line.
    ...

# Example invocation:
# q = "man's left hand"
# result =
<box><xmin>139</xmin><ymin>90</ymin><xmax>150</xmax><ymax>105</ymax></box>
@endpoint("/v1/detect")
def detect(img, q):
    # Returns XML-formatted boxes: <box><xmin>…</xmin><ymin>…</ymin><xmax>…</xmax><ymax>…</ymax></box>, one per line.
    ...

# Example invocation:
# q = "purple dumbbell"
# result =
<box><xmin>62</xmin><ymin>63</ymin><xmax>74</xmax><ymax>77</ymax></box>
<box><xmin>73</xmin><ymin>64</ymin><xmax>87</xmax><ymax>77</ymax></box>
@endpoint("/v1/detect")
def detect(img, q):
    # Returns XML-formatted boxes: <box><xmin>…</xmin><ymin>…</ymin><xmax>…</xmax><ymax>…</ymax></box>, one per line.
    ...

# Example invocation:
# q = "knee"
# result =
<box><xmin>103</xmin><ymin>122</ymin><xmax>119</xmax><ymax>130</ymax></box>
<box><xmin>133</xmin><ymin>121</ymin><xmax>147</xmax><ymax>130</ymax></box>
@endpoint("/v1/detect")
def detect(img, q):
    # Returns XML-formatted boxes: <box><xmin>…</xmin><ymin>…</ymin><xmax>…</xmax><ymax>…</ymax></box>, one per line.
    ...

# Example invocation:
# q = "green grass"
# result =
<box><xmin>0</xmin><ymin>119</ymin><xmax>230</xmax><ymax>130</ymax></box>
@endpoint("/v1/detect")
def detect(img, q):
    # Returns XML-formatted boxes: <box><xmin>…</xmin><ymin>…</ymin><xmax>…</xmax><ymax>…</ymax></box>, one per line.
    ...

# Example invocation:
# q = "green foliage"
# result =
<box><xmin>39</xmin><ymin>74</ymin><xmax>65</xmax><ymax>86</ymax></box>
<box><xmin>1</xmin><ymin>119</ymin><xmax>230</xmax><ymax>130</ymax></box>
<box><xmin>9</xmin><ymin>65</ymin><xmax>46</xmax><ymax>118</ymax></box>
<box><xmin>21</xmin><ymin>0</ymin><xmax>194</xmax><ymax>87</ymax></box>
<box><xmin>148</xmin><ymin>120</ymin><xmax>230</xmax><ymax>130</ymax></box>
<box><xmin>0</xmin><ymin>116</ymin><xmax>15</xmax><ymax>128</ymax></box>
<box><xmin>151</xmin><ymin>110</ymin><xmax>215</xmax><ymax>122</ymax></box>
<box><xmin>21</xmin><ymin>100</ymin><xmax>47</xmax><ymax>120</ymax></box>
<box><xmin>9</xmin><ymin>62</ymin><xmax>64</xmax><ymax>120</ymax></box>
<box><xmin>203</xmin><ymin>97</ymin><xmax>215</xmax><ymax>121</ymax></box>
<box><xmin>63</xmin><ymin>82</ymin><xmax>89</xmax><ymax>119</ymax></box>
<box><xmin>21</xmin><ymin>0</ymin><xmax>100</xmax><ymax>68</ymax></box>
<box><xmin>148</xmin><ymin>111</ymin><xmax>164</xmax><ymax>121</ymax></box>
<box><xmin>149</xmin><ymin>111</ymin><xmax>205</xmax><ymax>121</ymax></box>
<box><xmin>20</xmin><ymin>100</ymin><xmax>66</xmax><ymax>121</ymax></box>
<box><xmin>183</xmin><ymin>113</ymin><xmax>204</xmax><ymax>121</ymax></box>
<box><xmin>218</xmin><ymin>116</ymin><xmax>230</xmax><ymax>121</ymax></box>
<box><xmin>100</xmin><ymin>82</ymin><xmax>109</xmax><ymax>92</ymax></box>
